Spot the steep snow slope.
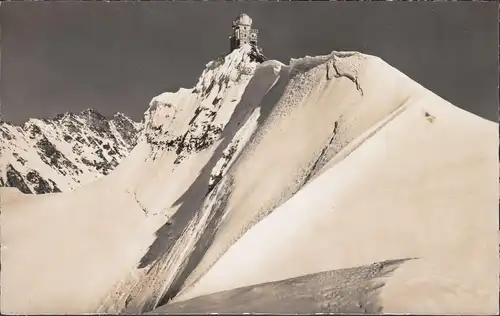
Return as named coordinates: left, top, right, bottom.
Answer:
left=95, top=44, right=276, bottom=313
left=1, top=45, right=270, bottom=314
left=174, top=88, right=499, bottom=314
left=0, top=110, right=142, bottom=194
left=152, top=259, right=411, bottom=314
left=101, top=51, right=426, bottom=314
left=1, top=45, right=497, bottom=315
left=173, top=52, right=428, bottom=295
left=112, top=45, right=493, bottom=312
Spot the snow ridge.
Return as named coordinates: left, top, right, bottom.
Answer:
left=2, top=43, right=497, bottom=316
left=94, top=44, right=270, bottom=313
left=98, top=50, right=381, bottom=313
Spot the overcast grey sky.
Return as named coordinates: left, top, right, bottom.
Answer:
left=0, top=1, right=498, bottom=124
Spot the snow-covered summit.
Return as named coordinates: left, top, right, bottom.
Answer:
left=0, top=109, right=142, bottom=194
left=142, top=45, right=264, bottom=164
left=1, top=45, right=497, bottom=316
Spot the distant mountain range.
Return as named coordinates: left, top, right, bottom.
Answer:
left=0, top=109, right=142, bottom=194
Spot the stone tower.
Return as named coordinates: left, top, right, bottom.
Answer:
left=230, top=13, right=258, bottom=51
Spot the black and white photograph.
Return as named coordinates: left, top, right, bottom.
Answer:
left=0, top=1, right=498, bottom=314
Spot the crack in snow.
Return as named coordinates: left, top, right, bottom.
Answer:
left=327, top=57, right=364, bottom=96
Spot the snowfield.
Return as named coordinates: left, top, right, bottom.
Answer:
left=1, top=45, right=498, bottom=315
left=175, top=88, right=498, bottom=315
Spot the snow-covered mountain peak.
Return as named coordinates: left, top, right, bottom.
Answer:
left=143, top=45, right=266, bottom=163
left=193, top=44, right=259, bottom=95
left=2, top=43, right=498, bottom=316
left=0, top=110, right=143, bottom=194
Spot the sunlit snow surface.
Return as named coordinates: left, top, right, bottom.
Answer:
left=1, top=45, right=498, bottom=315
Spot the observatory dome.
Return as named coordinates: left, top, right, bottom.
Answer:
left=233, top=13, right=253, bottom=27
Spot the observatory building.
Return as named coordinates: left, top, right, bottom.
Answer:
left=230, top=13, right=259, bottom=51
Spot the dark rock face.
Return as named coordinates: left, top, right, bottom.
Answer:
left=1, top=127, right=13, bottom=140
left=249, top=45, right=267, bottom=63
left=27, top=124, right=42, bottom=139
left=36, top=136, right=81, bottom=176
left=147, top=118, right=225, bottom=165
left=82, top=109, right=114, bottom=140
left=0, top=109, right=142, bottom=194
left=12, top=153, right=27, bottom=166
left=5, top=165, right=31, bottom=194
left=26, top=169, right=61, bottom=194
left=112, top=113, right=141, bottom=149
